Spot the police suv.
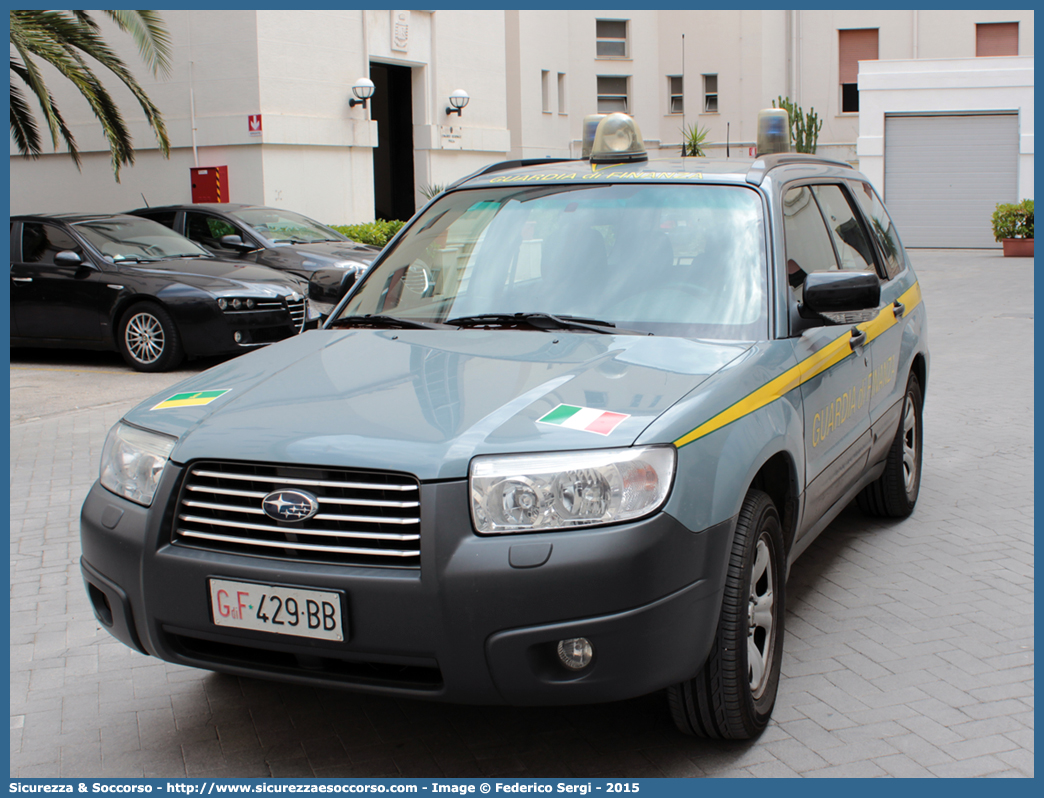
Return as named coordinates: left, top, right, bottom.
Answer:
left=81, top=113, right=928, bottom=739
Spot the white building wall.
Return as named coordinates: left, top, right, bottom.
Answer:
left=10, top=9, right=1035, bottom=219
left=412, top=10, right=511, bottom=192
left=857, top=56, right=1035, bottom=199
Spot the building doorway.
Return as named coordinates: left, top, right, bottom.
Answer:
left=371, top=63, right=416, bottom=222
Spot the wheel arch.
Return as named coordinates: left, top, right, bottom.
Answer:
left=110, top=294, right=183, bottom=348
left=910, top=351, right=927, bottom=395
left=748, top=450, right=800, bottom=557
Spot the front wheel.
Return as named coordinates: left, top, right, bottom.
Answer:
left=668, top=489, right=786, bottom=739
left=857, top=374, right=923, bottom=518
left=118, top=302, right=183, bottom=372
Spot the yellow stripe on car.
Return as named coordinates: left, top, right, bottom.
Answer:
left=674, top=281, right=921, bottom=448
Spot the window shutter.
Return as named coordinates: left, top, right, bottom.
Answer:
left=839, top=29, right=879, bottom=84
left=977, top=23, right=1018, bottom=57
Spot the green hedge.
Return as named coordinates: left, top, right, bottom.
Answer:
left=991, top=199, right=1034, bottom=241
left=330, top=220, right=406, bottom=248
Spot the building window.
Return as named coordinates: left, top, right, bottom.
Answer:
left=596, top=19, right=628, bottom=58
left=558, top=72, right=567, bottom=114
left=703, top=74, right=718, bottom=113
left=668, top=76, right=683, bottom=114
left=977, top=22, right=1018, bottom=56
left=597, top=76, right=629, bottom=114
left=838, top=28, right=878, bottom=113
left=541, top=70, right=550, bottom=113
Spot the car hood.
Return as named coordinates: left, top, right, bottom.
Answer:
left=127, top=330, right=750, bottom=481
left=273, top=240, right=380, bottom=264
left=127, top=258, right=306, bottom=293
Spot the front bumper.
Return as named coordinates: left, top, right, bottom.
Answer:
left=80, top=466, right=734, bottom=705
left=175, top=304, right=305, bottom=357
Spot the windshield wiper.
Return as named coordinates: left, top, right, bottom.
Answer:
left=447, top=312, right=650, bottom=335
left=110, top=255, right=163, bottom=263
left=327, top=314, right=453, bottom=331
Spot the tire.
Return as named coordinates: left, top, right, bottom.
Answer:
left=668, top=489, right=786, bottom=739
left=857, top=374, right=923, bottom=518
left=118, top=302, right=183, bottom=372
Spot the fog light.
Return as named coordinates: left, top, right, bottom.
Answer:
left=234, top=331, right=243, bottom=343
left=556, top=637, right=593, bottom=670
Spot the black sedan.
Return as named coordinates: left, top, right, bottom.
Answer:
left=10, top=214, right=314, bottom=372
left=129, top=204, right=380, bottom=316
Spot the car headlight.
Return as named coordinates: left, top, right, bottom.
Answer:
left=99, top=422, right=177, bottom=506
left=217, top=297, right=258, bottom=311
left=470, top=446, right=676, bottom=534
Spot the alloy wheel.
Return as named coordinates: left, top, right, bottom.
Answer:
left=748, top=533, right=776, bottom=699
left=125, top=312, right=165, bottom=364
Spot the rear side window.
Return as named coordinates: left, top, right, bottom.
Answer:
left=20, top=222, right=81, bottom=265
left=137, top=210, right=178, bottom=229
left=848, top=180, right=904, bottom=279
left=810, top=185, right=877, bottom=274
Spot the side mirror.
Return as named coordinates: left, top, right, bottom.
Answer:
left=54, top=250, right=83, bottom=266
left=800, top=271, right=880, bottom=324
left=219, top=234, right=256, bottom=252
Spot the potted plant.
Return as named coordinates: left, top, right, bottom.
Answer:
left=680, top=123, right=709, bottom=157
left=992, top=199, right=1034, bottom=257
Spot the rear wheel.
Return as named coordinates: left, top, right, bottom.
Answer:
left=118, top=302, right=183, bottom=372
left=668, top=489, right=785, bottom=739
left=857, top=374, right=923, bottom=517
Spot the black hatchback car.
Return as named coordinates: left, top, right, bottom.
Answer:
left=10, top=214, right=313, bottom=372
left=129, top=204, right=381, bottom=316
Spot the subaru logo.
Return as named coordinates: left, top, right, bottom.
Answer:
left=262, top=489, right=319, bottom=523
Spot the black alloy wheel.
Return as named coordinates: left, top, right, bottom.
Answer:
left=857, top=374, right=924, bottom=517
left=668, top=489, right=786, bottom=739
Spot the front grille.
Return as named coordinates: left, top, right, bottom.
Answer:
left=286, top=297, right=307, bottom=331
left=173, top=461, right=420, bottom=567
left=225, top=296, right=306, bottom=332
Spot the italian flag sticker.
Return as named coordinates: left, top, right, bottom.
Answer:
left=537, top=404, right=630, bottom=436
left=152, top=389, right=231, bottom=410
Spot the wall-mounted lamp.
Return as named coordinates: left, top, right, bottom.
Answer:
left=446, top=89, right=470, bottom=116
left=349, top=77, right=375, bottom=109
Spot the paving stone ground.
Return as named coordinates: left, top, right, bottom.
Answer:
left=9, top=249, right=1033, bottom=777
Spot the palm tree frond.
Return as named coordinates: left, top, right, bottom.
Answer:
left=9, top=8, right=170, bottom=178
left=102, top=10, right=172, bottom=77
left=10, top=81, right=42, bottom=157
left=11, top=54, right=82, bottom=168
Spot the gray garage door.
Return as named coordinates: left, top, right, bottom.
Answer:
left=884, top=113, right=1019, bottom=248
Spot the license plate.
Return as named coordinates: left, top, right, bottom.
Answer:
left=209, top=579, right=345, bottom=642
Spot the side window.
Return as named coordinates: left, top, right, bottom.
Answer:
left=811, top=185, right=877, bottom=274
left=185, top=212, right=237, bottom=246
left=782, top=186, right=837, bottom=299
left=848, top=180, right=904, bottom=279
left=20, top=222, right=81, bottom=265
left=137, top=210, right=177, bottom=229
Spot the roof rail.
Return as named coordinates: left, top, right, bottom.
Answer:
left=745, top=153, right=854, bottom=186
left=447, top=157, right=580, bottom=190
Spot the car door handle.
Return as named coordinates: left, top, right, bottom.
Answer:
left=849, top=327, right=867, bottom=349
left=11, top=276, right=32, bottom=283
left=892, top=300, right=905, bottom=319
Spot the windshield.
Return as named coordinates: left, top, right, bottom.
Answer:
left=335, top=183, right=767, bottom=339
left=75, top=217, right=211, bottom=261
left=233, top=208, right=347, bottom=244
